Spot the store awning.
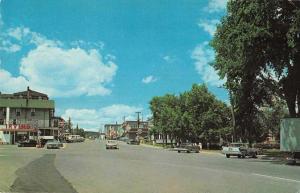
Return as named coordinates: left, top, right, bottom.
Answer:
left=0, top=128, right=37, bottom=132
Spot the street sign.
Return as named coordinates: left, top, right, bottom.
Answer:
left=137, top=129, right=142, bottom=135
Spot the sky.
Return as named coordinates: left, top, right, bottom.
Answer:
left=0, top=0, right=228, bottom=131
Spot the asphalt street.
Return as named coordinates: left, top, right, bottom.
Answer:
left=0, top=140, right=300, bottom=193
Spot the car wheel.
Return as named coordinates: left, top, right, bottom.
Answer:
left=252, top=152, right=257, bottom=158
left=242, top=154, right=246, bottom=158
left=187, top=150, right=190, bottom=153
left=238, top=155, right=241, bottom=158
left=195, top=151, right=199, bottom=153
left=226, top=154, right=230, bottom=158
left=178, top=150, right=181, bottom=153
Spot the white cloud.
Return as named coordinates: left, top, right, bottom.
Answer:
left=61, top=104, right=143, bottom=130
left=162, top=55, right=176, bottom=63
left=18, top=45, right=117, bottom=97
left=191, top=42, right=225, bottom=86
left=0, top=42, right=21, bottom=52
left=198, top=19, right=220, bottom=37
left=0, top=69, right=29, bottom=93
left=142, top=75, right=157, bottom=84
left=206, top=0, right=228, bottom=13
left=1, top=26, right=62, bottom=53
left=0, top=25, right=118, bottom=97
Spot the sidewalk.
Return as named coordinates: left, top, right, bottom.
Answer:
left=139, top=143, right=163, bottom=149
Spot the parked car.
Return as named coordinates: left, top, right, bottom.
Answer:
left=106, top=140, right=119, bottom=149
left=176, top=143, right=200, bottom=153
left=127, top=139, right=140, bottom=145
left=18, top=140, right=37, bottom=147
left=222, top=143, right=258, bottom=158
left=45, top=139, right=62, bottom=149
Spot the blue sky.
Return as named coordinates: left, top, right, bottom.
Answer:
left=0, top=0, right=228, bottom=131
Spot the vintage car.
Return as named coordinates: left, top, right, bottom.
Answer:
left=222, top=143, right=258, bottom=158
left=18, top=140, right=37, bottom=147
left=106, top=140, right=119, bottom=149
left=45, top=139, right=62, bottom=149
left=176, top=143, right=200, bottom=153
left=127, top=139, right=140, bottom=145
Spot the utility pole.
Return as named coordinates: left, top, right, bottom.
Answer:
left=136, top=112, right=141, bottom=140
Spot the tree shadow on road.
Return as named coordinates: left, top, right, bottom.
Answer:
left=10, top=154, right=78, bottom=193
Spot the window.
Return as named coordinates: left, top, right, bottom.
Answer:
left=31, top=108, right=35, bottom=116
left=2, top=108, right=6, bottom=116
left=50, top=109, right=54, bottom=117
left=13, top=119, right=17, bottom=124
left=0, top=119, right=3, bottom=125
left=16, top=109, right=21, bottom=116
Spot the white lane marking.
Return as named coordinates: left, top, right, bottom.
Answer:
left=252, top=173, right=300, bottom=183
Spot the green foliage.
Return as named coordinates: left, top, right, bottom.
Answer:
left=149, top=84, right=231, bottom=144
left=211, top=0, right=300, bottom=142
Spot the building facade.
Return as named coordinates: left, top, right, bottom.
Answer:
left=122, top=120, right=149, bottom=140
left=104, top=123, right=122, bottom=139
left=0, top=87, right=58, bottom=144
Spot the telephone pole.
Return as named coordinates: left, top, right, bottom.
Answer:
left=136, top=112, right=141, bottom=140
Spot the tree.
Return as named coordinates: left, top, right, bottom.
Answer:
left=211, top=0, right=300, bottom=142
left=149, top=84, right=231, bottom=146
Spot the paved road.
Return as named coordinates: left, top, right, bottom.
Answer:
left=1, top=140, right=300, bottom=193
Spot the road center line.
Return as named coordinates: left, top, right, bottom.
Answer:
left=252, top=173, right=300, bottom=183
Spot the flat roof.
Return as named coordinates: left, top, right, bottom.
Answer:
left=0, top=98, right=55, bottom=109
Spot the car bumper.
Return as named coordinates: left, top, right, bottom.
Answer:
left=47, top=145, right=60, bottom=149
left=106, top=145, right=118, bottom=149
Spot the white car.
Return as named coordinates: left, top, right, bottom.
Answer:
left=222, top=143, right=258, bottom=158
left=106, top=140, right=119, bottom=149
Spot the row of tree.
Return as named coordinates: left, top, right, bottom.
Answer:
left=211, top=0, right=299, bottom=143
left=149, top=84, right=232, bottom=146
left=149, top=84, right=287, bottom=146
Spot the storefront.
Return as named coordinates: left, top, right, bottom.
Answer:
left=0, top=124, right=37, bottom=144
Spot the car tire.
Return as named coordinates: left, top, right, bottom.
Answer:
left=252, top=152, right=257, bottom=158
left=195, top=151, right=199, bottom=153
left=226, top=154, right=230, bottom=158
left=238, top=155, right=241, bottom=158
left=187, top=150, right=190, bottom=153
left=178, top=150, right=181, bottom=153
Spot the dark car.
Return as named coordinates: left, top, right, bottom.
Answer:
left=18, top=140, right=37, bottom=147
left=127, top=139, right=140, bottom=145
left=176, top=143, right=200, bottom=153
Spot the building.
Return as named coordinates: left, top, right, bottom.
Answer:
left=0, top=87, right=59, bottom=144
left=104, top=123, right=122, bottom=139
left=122, top=120, right=149, bottom=140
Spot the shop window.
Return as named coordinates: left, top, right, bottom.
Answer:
left=31, top=109, right=35, bottom=116
left=0, top=119, right=3, bottom=125
left=2, top=109, right=6, bottom=116
left=13, top=119, right=17, bottom=124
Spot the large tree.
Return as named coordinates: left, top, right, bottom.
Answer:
left=212, top=0, right=300, bottom=142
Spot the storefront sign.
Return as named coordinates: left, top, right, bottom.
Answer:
left=6, top=124, right=32, bottom=130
